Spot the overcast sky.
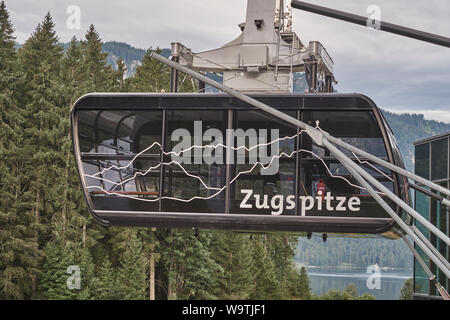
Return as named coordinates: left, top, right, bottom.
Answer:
left=6, top=0, right=450, bottom=123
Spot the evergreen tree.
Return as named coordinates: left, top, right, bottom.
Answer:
left=0, top=2, right=42, bottom=299
left=114, top=56, right=128, bottom=91
left=93, top=256, right=118, bottom=300
left=61, top=37, right=90, bottom=102
left=298, top=266, right=311, bottom=299
left=265, top=234, right=301, bottom=299
left=179, top=231, right=222, bottom=300
left=116, top=230, right=147, bottom=300
left=399, top=278, right=413, bottom=300
left=81, top=24, right=114, bottom=92
left=18, top=12, right=64, bottom=236
left=129, top=48, right=170, bottom=92
left=40, top=242, right=76, bottom=300
left=73, top=247, right=97, bottom=300
left=157, top=229, right=221, bottom=300
left=248, top=236, right=280, bottom=299
left=17, top=14, right=66, bottom=299
left=211, top=231, right=252, bottom=299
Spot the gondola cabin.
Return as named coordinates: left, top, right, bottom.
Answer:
left=71, top=93, right=410, bottom=238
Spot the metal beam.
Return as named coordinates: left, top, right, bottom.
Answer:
left=323, top=139, right=450, bottom=280
left=290, top=0, right=450, bottom=48
left=403, top=237, right=435, bottom=281
left=321, top=139, right=450, bottom=247
left=150, top=51, right=450, bottom=280
left=150, top=51, right=450, bottom=201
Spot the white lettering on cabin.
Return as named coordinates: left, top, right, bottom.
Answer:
left=239, top=189, right=361, bottom=215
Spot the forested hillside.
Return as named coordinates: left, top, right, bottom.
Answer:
left=0, top=5, right=309, bottom=300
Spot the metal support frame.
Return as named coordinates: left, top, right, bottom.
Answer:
left=323, top=139, right=450, bottom=280
left=149, top=52, right=450, bottom=297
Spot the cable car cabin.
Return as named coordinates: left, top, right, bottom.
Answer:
left=71, top=93, right=410, bottom=238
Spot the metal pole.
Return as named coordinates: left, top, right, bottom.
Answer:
left=322, top=139, right=450, bottom=247
left=151, top=51, right=450, bottom=278
left=411, top=225, right=450, bottom=271
left=152, top=51, right=450, bottom=201
left=170, top=56, right=179, bottom=92
left=329, top=143, right=450, bottom=280
left=323, top=138, right=450, bottom=279
left=290, top=0, right=450, bottom=48
left=325, top=134, right=450, bottom=200
left=403, top=237, right=435, bottom=281
left=150, top=51, right=450, bottom=201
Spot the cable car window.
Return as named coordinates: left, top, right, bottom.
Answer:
left=231, top=110, right=297, bottom=215
left=415, top=143, right=430, bottom=180
left=431, top=138, right=448, bottom=180
left=162, top=109, right=229, bottom=213
left=77, top=110, right=162, bottom=212
left=78, top=110, right=98, bottom=153
left=301, top=110, right=394, bottom=218
left=304, top=110, right=388, bottom=158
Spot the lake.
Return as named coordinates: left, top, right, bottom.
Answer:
left=306, top=266, right=412, bottom=300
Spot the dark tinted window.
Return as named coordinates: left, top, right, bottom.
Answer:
left=77, top=110, right=162, bottom=212
left=231, top=110, right=297, bottom=215
left=162, top=109, right=229, bottom=213
left=431, top=138, right=448, bottom=180
left=415, top=143, right=429, bottom=179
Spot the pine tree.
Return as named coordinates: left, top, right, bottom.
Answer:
left=93, top=256, right=118, bottom=300
left=298, top=266, right=311, bottom=299
left=157, top=229, right=221, bottom=300
left=265, top=234, right=301, bottom=299
left=61, top=37, right=90, bottom=103
left=0, top=1, right=42, bottom=299
left=40, top=242, right=76, bottom=300
left=211, top=231, right=253, bottom=299
left=248, top=236, right=280, bottom=299
left=129, top=48, right=170, bottom=92
left=17, top=12, right=67, bottom=297
left=81, top=24, right=114, bottom=92
left=58, top=35, right=103, bottom=254
left=116, top=230, right=147, bottom=300
left=179, top=231, right=222, bottom=300
left=114, top=56, right=128, bottom=91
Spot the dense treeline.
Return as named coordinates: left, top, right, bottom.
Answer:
left=0, top=4, right=311, bottom=300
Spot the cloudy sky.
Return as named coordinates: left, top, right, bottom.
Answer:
left=6, top=0, right=450, bottom=122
